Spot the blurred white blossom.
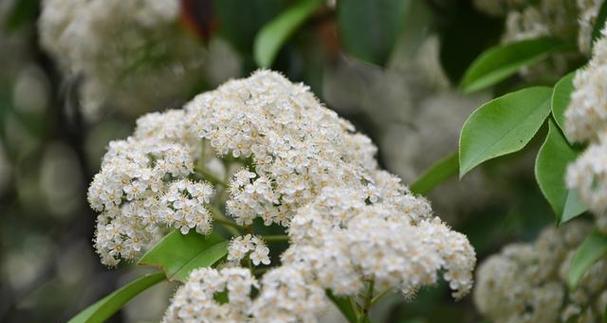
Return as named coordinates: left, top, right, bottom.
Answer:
left=474, top=222, right=607, bottom=323
left=39, top=0, right=206, bottom=119
left=325, top=38, right=495, bottom=223
left=566, top=26, right=607, bottom=233
left=475, top=0, right=599, bottom=81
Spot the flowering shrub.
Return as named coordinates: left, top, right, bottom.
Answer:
left=24, top=0, right=607, bottom=322
left=84, top=71, right=475, bottom=322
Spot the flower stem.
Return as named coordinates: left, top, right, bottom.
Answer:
left=195, top=165, right=227, bottom=186
left=262, top=234, right=289, bottom=242
left=209, top=206, right=243, bottom=235
left=370, top=288, right=391, bottom=307
left=358, top=279, right=375, bottom=323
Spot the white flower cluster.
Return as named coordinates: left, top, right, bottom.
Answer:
left=88, top=110, right=216, bottom=266
left=282, top=173, right=475, bottom=299
left=227, top=234, right=271, bottom=266
left=185, top=72, right=380, bottom=227
left=88, top=71, right=476, bottom=320
left=474, top=222, right=607, bottom=323
left=577, top=0, right=603, bottom=53
left=566, top=26, right=607, bottom=233
left=163, top=267, right=258, bottom=322
left=39, top=0, right=206, bottom=119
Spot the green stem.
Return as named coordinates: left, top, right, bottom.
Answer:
left=370, top=288, right=391, bottom=307
left=209, top=206, right=243, bottom=235
left=262, top=234, right=289, bottom=242
left=195, top=165, right=227, bottom=187
left=350, top=297, right=362, bottom=320
left=358, top=279, right=375, bottom=323
left=253, top=267, right=270, bottom=275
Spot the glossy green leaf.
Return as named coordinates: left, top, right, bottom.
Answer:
left=535, top=120, right=587, bottom=223
left=592, top=0, right=607, bottom=49
left=254, top=0, right=323, bottom=68
left=5, top=0, right=38, bottom=31
left=410, top=152, right=458, bottom=195
left=337, top=0, right=409, bottom=65
left=68, top=272, right=165, bottom=323
left=460, top=37, right=571, bottom=93
left=138, top=231, right=228, bottom=282
left=551, top=71, right=575, bottom=136
left=459, top=87, right=552, bottom=177
left=326, top=290, right=358, bottom=323
left=215, top=0, right=285, bottom=56
left=568, top=230, right=607, bottom=289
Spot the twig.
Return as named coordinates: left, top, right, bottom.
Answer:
left=262, top=235, right=289, bottom=243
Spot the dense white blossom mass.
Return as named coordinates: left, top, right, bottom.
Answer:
left=39, top=0, right=206, bottom=118
left=474, top=222, right=607, bottom=323
left=566, top=26, right=607, bottom=233
left=88, top=71, right=476, bottom=321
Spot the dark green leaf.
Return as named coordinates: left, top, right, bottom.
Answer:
left=337, top=0, right=409, bottom=65
left=437, top=1, right=503, bottom=83
left=215, top=0, right=286, bottom=55
left=67, top=272, right=165, bottom=323
left=5, top=0, right=39, bottom=31
left=138, top=231, right=228, bottom=282
left=326, top=290, right=358, bottom=323
left=460, top=37, right=571, bottom=93
left=568, top=230, right=607, bottom=289
left=551, top=71, right=575, bottom=137
left=410, top=152, right=458, bottom=195
left=254, top=0, right=323, bottom=68
left=535, top=120, right=587, bottom=223
left=592, top=1, right=607, bottom=49
left=459, top=87, right=552, bottom=177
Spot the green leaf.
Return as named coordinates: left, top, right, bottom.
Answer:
left=551, top=71, right=575, bottom=136
left=138, top=231, right=228, bottom=282
left=459, top=87, right=552, bottom=177
left=254, top=0, right=323, bottom=68
left=437, top=1, right=503, bottom=83
left=326, top=290, right=358, bottom=323
left=5, top=0, right=39, bottom=32
left=568, top=230, right=607, bottom=289
left=410, top=152, right=458, bottom=195
left=562, top=190, right=588, bottom=223
left=592, top=0, right=607, bottom=49
left=460, top=37, right=571, bottom=93
left=215, top=0, right=285, bottom=55
left=535, top=120, right=587, bottom=223
left=337, top=0, right=409, bottom=65
left=68, top=272, right=165, bottom=323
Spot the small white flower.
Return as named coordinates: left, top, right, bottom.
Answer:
left=228, top=234, right=271, bottom=266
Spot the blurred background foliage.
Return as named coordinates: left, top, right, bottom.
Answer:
left=0, top=0, right=560, bottom=322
